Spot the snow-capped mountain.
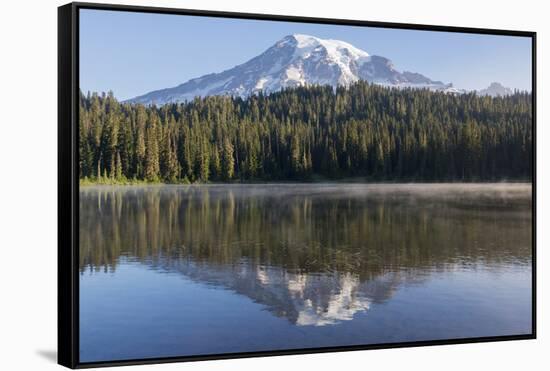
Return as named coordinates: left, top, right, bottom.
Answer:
left=477, top=82, right=514, bottom=97
left=128, top=34, right=453, bottom=105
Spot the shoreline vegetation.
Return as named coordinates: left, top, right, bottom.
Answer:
left=79, top=176, right=532, bottom=186
left=79, top=81, right=532, bottom=185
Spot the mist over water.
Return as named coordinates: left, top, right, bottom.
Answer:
left=79, top=183, right=532, bottom=362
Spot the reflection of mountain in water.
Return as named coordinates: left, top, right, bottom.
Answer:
left=80, top=184, right=532, bottom=326
left=152, top=257, right=421, bottom=326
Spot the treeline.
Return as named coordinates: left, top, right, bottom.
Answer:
left=79, top=81, right=532, bottom=183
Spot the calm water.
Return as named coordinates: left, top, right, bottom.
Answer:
left=79, top=183, right=532, bottom=362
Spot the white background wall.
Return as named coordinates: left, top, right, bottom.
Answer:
left=0, top=0, right=546, bottom=369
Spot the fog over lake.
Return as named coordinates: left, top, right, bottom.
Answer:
left=79, top=183, right=532, bottom=362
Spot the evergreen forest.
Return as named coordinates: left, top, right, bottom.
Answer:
left=78, top=81, right=532, bottom=184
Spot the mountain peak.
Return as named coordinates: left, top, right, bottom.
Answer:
left=282, top=34, right=370, bottom=60
left=478, top=82, right=514, bottom=97
left=284, top=33, right=318, bottom=43
left=488, top=82, right=506, bottom=89
left=128, top=35, right=450, bottom=105
left=290, top=33, right=316, bottom=40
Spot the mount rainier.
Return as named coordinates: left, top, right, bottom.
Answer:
left=128, top=34, right=462, bottom=105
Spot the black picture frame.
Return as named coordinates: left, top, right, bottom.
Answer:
left=58, top=2, right=537, bottom=368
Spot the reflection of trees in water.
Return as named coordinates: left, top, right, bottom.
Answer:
left=79, top=185, right=532, bottom=325
left=79, top=184, right=531, bottom=273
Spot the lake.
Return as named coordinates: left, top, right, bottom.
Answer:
left=79, top=183, right=533, bottom=363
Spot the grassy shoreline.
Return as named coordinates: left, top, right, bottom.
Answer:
left=79, top=176, right=532, bottom=187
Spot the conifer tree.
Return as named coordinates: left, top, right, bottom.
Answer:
left=222, top=139, right=235, bottom=181
left=144, top=112, right=160, bottom=182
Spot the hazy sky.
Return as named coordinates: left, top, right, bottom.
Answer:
left=80, top=9, right=532, bottom=100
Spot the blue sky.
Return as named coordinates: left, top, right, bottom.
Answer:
left=80, top=9, right=532, bottom=100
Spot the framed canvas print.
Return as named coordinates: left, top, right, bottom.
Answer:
left=58, top=2, right=536, bottom=368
